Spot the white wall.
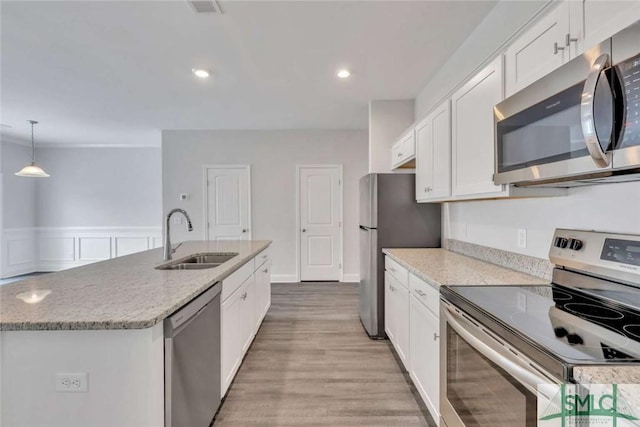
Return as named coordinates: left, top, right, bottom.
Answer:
left=35, top=147, right=162, bottom=227
left=414, top=0, right=640, bottom=259
left=414, top=0, right=547, bottom=120
left=369, top=100, right=414, bottom=173
left=0, top=145, right=162, bottom=278
left=162, top=130, right=368, bottom=282
left=448, top=182, right=640, bottom=259
left=1, top=142, right=37, bottom=229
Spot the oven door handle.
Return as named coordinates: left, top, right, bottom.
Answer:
left=444, top=307, right=558, bottom=399
left=580, top=53, right=612, bottom=168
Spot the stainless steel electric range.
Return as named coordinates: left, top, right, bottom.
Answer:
left=439, top=229, right=640, bottom=427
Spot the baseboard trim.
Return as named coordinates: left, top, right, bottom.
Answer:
left=342, top=273, right=360, bottom=283
left=270, top=274, right=298, bottom=283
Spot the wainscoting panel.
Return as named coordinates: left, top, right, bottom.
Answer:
left=115, top=237, right=149, bottom=258
left=2, top=229, right=37, bottom=278
left=79, top=237, right=112, bottom=261
left=1, top=227, right=162, bottom=278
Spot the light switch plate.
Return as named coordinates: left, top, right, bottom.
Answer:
left=517, top=229, right=527, bottom=248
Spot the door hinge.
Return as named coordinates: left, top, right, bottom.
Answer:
left=339, top=263, right=342, bottom=269
left=339, top=221, right=342, bottom=227
left=338, top=179, right=341, bottom=185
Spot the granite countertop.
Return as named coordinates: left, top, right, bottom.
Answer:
left=0, top=240, right=271, bottom=331
left=573, top=366, right=640, bottom=409
left=382, top=248, right=548, bottom=288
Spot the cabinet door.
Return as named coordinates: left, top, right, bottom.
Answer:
left=504, top=1, right=570, bottom=96
left=415, top=116, right=433, bottom=201
left=429, top=100, right=451, bottom=199
left=255, top=259, right=271, bottom=327
left=394, top=282, right=410, bottom=371
left=384, top=272, right=395, bottom=341
left=410, top=295, right=440, bottom=423
left=571, top=0, right=640, bottom=57
left=451, top=57, right=505, bottom=197
left=221, top=285, right=245, bottom=396
left=240, top=276, right=256, bottom=354
left=402, top=130, right=416, bottom=160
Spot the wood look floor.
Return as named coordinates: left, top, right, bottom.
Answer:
left=214, top=282, right=436, bottom=426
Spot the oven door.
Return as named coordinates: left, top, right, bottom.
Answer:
left=493, top=39, right=623, bottom=186
left=440, top=301, right=560, bottom=427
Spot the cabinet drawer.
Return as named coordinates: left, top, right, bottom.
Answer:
left=385, top=256, right=408, bottom=289
left=222, top=259, right=255, bottom=302
left=409, top=273, right=439, bottom=317
left=255, top=246, right=271, bottom=269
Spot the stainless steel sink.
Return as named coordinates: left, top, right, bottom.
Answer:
left=160, top=263, right=221, bottom=270
left=156, top=253, right=238, bottom=271
left=181, top=253, right=238, bottom=265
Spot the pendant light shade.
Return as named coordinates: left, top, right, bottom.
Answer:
left=15, top=120, right=50, bottom=178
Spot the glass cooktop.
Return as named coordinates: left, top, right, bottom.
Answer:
left=446, top=283, right=640, bottom=364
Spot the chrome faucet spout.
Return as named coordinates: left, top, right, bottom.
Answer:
left=164, top=208, right=193, bottom=261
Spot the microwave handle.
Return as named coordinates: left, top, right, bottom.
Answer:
left=443, top=306, right=558, bottom=400
left=580, top=53, right=612, bottom=168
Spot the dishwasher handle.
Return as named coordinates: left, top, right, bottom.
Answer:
left=165, top=282, right=221, bottom=337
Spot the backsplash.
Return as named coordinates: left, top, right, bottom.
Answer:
left=447, top=239, right=553, bottom=281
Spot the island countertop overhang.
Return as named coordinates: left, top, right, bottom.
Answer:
left=0, top=240, right=271, bottom=331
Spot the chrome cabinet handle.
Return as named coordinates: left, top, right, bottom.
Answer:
left=241, top=292, right=247, bottom=300
left=389, top=267, right=396, bottom=272
left=553, top=42, right=565, bottom=55
left=397, top=152, right=403, bottom=157
left=565, top=33, right=578, bottom=46
left=415, top=289, right=427, bottom=297
left=581, top=53, right=612, bottom=168
left=433, top=332, right=439, bottom=341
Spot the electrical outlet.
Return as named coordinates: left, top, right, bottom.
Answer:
left=56, top=373, right=88, bottom=392
left=517, top=292, right=527, bottom=312
left=517, top=228, right=527, bottom=248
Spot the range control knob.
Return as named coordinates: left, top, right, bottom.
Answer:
left=567, top=334, right=584, bottom=345
left=569, top=239, right=584, bottom=251
left=554, top=327, right=569, bottom=338
left=556, top=237, right=569, bottom=249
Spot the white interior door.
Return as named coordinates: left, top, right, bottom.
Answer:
left=298, top=165, right=342, bottom=281
left=205, top=166, right=251, bottom=241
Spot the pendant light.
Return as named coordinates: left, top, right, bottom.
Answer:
left=15, top=120, right=50, bottom=178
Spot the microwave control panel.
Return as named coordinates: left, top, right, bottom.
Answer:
left=618, top=53, right=640, bottom=147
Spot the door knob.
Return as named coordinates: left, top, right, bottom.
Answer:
left=302, top=229, right=307, bottom=232
left=242, top=229, right=247, bottom=233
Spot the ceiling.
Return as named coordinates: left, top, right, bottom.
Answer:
left=1, top=0, right=497, bottom=146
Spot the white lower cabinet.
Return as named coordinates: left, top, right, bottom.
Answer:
left=255, top=259, right=272, bottom=327
left=221, top=249, right=272, bottom=397
left=385, top=256, right=441, bottom=426
left=221, top=275, right=255, bottom=396
left=385, top=271, right=410, bottom=370
left=410, top=293, right=440, bottom=423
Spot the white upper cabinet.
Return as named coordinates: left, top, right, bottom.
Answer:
left=505, top=1, right=570, bottom=97
left=416, top=100, right=451, bottom=202
left=570, top=0, right=640, bottom=56
left=391, top=129, right=416, bottom=170
left=452, top=56, right=505, bottom=198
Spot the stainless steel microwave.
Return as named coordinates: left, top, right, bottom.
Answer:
left=493, top=21, right=640, bottom=187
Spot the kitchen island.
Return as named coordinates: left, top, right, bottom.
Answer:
left=0, top=240, right=271, bottom=427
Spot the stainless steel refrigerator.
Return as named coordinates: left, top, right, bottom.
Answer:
left=359, top=173, right=441, bottom=338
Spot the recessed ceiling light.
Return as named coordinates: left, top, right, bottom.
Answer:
left=192, top=68, right=210, bottom=78
left=337, top=69, right=351, bottom=79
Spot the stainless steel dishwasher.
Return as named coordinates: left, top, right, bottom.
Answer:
left=165, top=282, right=221, bottom=427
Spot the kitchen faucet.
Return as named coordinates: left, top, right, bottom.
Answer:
left=164, top=208, right=193, bottom=261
